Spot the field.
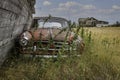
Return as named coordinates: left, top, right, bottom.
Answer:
left=0, top=27, right=120, bottom=80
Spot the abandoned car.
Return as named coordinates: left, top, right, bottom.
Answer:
left=17, top=17, right=84, bottom=55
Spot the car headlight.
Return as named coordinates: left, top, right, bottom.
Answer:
left=19, top=38, right=28, bottom=46
left=19, top=31, right=32, bottom=46
left=68, top=32, right=75, bottom=43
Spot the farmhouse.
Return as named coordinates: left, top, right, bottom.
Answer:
left=78, top=17, right=109, bottom=27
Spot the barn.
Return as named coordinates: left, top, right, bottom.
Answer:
left=78, top=17, right=109, bottom=27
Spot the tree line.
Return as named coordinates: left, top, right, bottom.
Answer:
left=111, top=21, right=120, bottom=27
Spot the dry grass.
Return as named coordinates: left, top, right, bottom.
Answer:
left=0, top=27, right=120, bottom=80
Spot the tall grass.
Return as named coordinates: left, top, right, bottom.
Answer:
left=0, top=26, right=120, bottom=80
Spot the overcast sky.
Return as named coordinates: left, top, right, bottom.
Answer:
left=34, top=0, right=120, bottom=24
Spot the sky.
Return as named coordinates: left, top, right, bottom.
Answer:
left=34, top=0, right=120, bottom=24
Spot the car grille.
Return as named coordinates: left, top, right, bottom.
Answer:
left=21, top=40, right=75, bottom=51
left=38, top=40, right=70, bottom=50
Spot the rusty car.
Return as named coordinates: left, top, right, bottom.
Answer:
left=16, top=17, right=84, bottom=55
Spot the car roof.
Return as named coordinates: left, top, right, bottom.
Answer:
left=34, top=17, right=68, bottom=23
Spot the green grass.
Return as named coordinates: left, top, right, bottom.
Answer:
left=0, top=27, right=120, bottom=80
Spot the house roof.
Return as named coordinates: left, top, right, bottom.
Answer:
left=79, top=17, right=98, bottom=21
left=79, top=17, right=108, bottom=24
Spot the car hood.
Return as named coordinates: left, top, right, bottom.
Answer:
left=29, top=28, right=70, bottom=41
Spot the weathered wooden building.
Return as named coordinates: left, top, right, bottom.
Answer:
left=0, top=0, right=35, bottom=65
left=78, top=17, right=109, bottom=27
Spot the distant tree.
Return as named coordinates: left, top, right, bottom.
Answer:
left=116, top=21, right=120, bottom=27
left=111, top=21, right=120, bottom=27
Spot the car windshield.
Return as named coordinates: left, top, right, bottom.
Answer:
left=38, top=22, right=61, bottom=28
left=38, top=21, right=68, bottom=28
